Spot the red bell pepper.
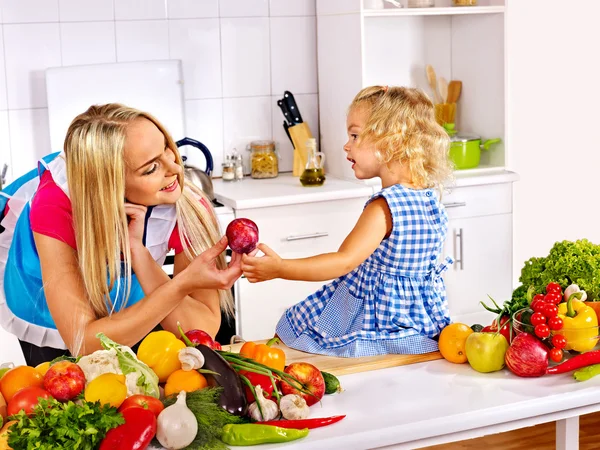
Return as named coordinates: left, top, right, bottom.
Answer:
left=483, top=315, right=511, bottom=343
left=256, top=415, right=346, bottom=429
left=99, top=407, right=157, bottom=450
left=239, top=370, right=276, bottom=403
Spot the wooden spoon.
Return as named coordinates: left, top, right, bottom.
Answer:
left=447, top=80, right=462, bottom=104
left=425, top=65, right=441, bottom=104
left=438, top=77, right=449, bottom=104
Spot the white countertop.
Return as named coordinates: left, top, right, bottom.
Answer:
left=213, top=173, right=373, bottom=210
left=214, top=170, right=519, bottom=211
left=229, top=357, right=600, bottom=450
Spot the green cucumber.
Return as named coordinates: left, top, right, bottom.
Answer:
left=322, top=371, right=341, bottom=395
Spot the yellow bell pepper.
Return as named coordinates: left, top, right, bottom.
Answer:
left=557, top=294, right=599, bottom=352
left=137, top=330, right=186, bottom=383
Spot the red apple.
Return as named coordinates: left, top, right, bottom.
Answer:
left=43, top=361, right=86, bottom=401
left=280, top=362, right=325, bottom=407
left=182, top=329, right=219, bottom=350
left=226, top=218, right=259, bottom=254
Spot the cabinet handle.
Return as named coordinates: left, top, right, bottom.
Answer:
left=286, top=232, right=329, bottom=241
left=454, top=228, right=464, bottom=270
left=443, top=201, right=467, bottom=209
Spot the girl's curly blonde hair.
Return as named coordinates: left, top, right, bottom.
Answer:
left=350, top=86, right=452, bottom=189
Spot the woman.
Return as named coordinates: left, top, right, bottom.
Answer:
left=0, top=104, right=241, bottom=366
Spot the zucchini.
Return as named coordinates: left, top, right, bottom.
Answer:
left=321, top=371, right=341, bottom=395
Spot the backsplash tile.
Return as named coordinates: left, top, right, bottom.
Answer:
left=114, top=0, right=167, bottom=21
left=0, top=111, right=11, bottom=181
left=168, top=0, right=219, bottom=19
left=169, top=19, right=222, bottom=99
left=270, top=16, right=317, bottom=95
left=219, top=0, right=268, bottom=18
left=58, top=0, right=114, bottom=22
left=3, top=23, right=61, bottom=109
left=61, top=22, right=116, bottom=66
left=221, top=17, right=271, bottom=97
left=116, top=20, right=169, bottom=62
left=1, top=0, right=59, bottom=24
left=0, top=0, right=318, bottom=180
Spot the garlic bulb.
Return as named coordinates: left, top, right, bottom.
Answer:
left=248, top=385, right=279, bottom=421
left=564, top=284, right=587, bottom=302
left=156, top=391, right=198, bottom=449
left=279, top=394, right=309, bottom=420
left=178, top=347, right=205, bottom=371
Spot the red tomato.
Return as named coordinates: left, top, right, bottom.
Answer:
left=547, top=316, right=564, bottom=331
left=530, top=312, right=546, bottom=326
left=552, top=334, right=567, bottom=349
left=117, top=395, right=164, bottom=418
left=7, top=387, right=52, bottom=416
left=546, top=282, right=562, bottom=295
left=531, top=298, right=546, bottom=313
left=549, top=348, right=563, bottom=363
left=534, top=324, right=550, bottom=339
left=544, top=292, right=562, bottom=305
left=541, top=303, right=558, bottom=318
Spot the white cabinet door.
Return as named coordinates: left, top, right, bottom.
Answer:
left=443, top=213, right=512, bottom=319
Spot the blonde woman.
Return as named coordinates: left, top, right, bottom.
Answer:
left=242, top=86, right=454, bottom=357
left=0, top=104, right=241, bottom=366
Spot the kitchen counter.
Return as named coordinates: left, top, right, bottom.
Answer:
left=229, top=357, right=598, bottom=449
left=213, top=173, right=373, bottom=210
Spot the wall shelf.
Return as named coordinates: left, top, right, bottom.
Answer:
left=363, top=5, right=504, bottom=17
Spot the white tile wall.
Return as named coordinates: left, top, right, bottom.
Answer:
left=0, top=0, right=318, bottom=183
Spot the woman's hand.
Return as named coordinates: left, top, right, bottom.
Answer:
left=124, top=203, right=147, bottom=252
left=179, top=236, right=244, bottom=291
left=241, top=244, right=282, bottom=283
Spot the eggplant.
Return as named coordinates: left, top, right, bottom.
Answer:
left=196, top=344, right=247, bottom=416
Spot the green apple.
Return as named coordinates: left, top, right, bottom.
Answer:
left=465, top=332, right=509, bottom=373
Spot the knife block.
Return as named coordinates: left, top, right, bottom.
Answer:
left=288, top=122, right=313, bottom=177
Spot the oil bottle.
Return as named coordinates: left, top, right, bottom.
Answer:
left=300, top=138, right=326, bottom=187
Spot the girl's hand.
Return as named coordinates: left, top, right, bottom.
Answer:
left=124, top=203, right=147, bottom=252
left=181, top=237, right=244, bottom=291
left=241, top=244, right=282, bottom=283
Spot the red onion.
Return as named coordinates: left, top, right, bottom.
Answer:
left=505, top=332, right=548, bottom=377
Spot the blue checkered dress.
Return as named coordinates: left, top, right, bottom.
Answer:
left=276, top=184, right=453, bottom=357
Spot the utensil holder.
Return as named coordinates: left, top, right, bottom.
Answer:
left=434, top=103, right=456, bottom=126
left=288, top=122, right=314, bottom=177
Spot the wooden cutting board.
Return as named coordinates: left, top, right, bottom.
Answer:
left=224, top=340, right=441, bottom=377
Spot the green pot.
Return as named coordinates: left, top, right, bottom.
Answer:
left=445, top=125, right=501, bottom=170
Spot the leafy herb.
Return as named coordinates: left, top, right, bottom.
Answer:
left=7, top=398, right=124, bottom=450
left=97, top=332, right=160, bottom=398
left=159, top=387, right=249, bottom=450
left=49, top=355, right=79, bottom=366
left=517, top=239, right=600, bottom=300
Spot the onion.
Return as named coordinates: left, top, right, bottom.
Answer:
left=505, top=332, right=548, bottom=377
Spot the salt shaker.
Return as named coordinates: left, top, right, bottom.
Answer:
left=222, top=155, right=235, bottom=182
left=233, top=150, right=244, bottom=181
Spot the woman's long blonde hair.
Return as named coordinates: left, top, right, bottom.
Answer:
left=350, top=86, right=452, bottom=189
left=64, top=103, right=233, bottom=322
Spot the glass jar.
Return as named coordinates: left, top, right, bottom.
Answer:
left=452, top=0, right=477, bottom=5
left=250, top=140, right=278, bottom=179
left=222, top=157, right=235, bottom=181
left=407, top=0, right=434, bottom=7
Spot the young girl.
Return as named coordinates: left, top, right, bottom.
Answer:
left=242, top=86, right=454, bottom=357
left=0, top=104, right=242, bottom=366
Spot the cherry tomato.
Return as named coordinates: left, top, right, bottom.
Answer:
left=546, top=282, right=562, bottom=295
left=7, top=386, right=52, bottom=416
left=544, top=292, right=562, bottom=305
left=542, top=303, right=558, bottom=318
left=118, top=394, right=165, bottom=418
left=530, top=312, right=547, bottom=326
left=534, top=323, right=550, bottom=339
left=531, top=298, right=546, bottom=313
left=548, top=316, right=564, bottom=331
left=552, top=334, right=567, bottom=349
left=549, top=348, right=563, bottom=363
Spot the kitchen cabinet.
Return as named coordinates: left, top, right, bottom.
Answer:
left=213, top=174, right=373, bottom=341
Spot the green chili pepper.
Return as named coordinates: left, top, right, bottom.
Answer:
left=221, top=424, right=309, bottom=446
left=573, top=363, right=600, bottom=382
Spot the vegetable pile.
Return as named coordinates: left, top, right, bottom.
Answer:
left=0, top=325, right=346, bottom=450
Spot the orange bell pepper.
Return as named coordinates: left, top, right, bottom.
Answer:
left=239, top=337, right=286, bottom=372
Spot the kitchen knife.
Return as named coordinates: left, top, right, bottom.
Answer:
left=283, top=91, right=303, bottom=124
left=277, top=99, right=294, bottom=127
left=283, top=121, right=293, bottom=145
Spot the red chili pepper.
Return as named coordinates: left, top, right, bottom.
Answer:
left=256, top=415, right=346, bottom=429
left=546, top=350, right=600, bottom=374
left=99, top=407, right=157, bottom=450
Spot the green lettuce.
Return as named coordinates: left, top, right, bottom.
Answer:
left=516, top=239, right=600, bottom=300
left=97, top=332, right=160, bottom=398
